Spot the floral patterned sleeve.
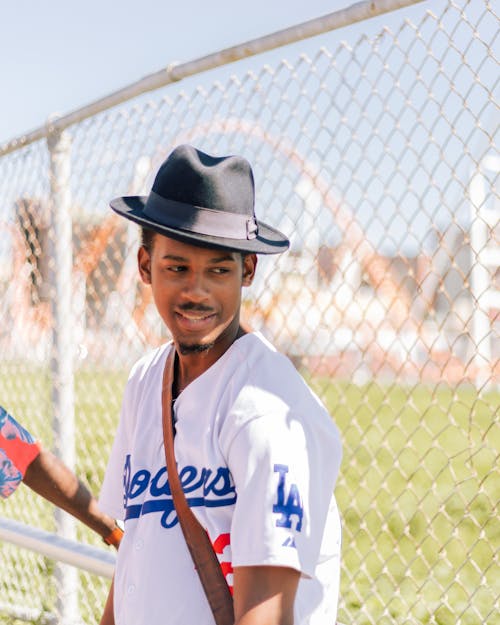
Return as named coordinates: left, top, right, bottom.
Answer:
left=0, top=406, right=41, bottom=499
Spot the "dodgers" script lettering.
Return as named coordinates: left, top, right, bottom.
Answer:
left=122, top=455, right=236, bottom=528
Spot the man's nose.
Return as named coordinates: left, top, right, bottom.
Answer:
left=182, top=271, right=209, bottom=300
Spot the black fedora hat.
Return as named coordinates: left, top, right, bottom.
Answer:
left=110, top=144, right=289, bottom=254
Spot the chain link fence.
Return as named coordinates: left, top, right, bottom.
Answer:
left=0, top=0, right=498, bottom=623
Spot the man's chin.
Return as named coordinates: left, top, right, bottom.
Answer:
left=177, top=341, right=216, bottom=355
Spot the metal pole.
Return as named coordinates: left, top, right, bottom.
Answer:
left=47, top=128, right=80, bottom=625
left=469, top=164, right=492, bottom=390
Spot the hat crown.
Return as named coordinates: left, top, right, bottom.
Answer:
left=109, top=143, right=289, bottom=254
left=152, top=145, right=255, bottom=216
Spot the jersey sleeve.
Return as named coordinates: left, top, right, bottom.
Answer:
left=98, top=419, right=128, bottom=521
left=223, top=388, right=341, bottom=578
left=98, top=379, right=135, bottom=521
left=0, top=406, right=41, bottom=499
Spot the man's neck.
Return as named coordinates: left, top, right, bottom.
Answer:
left=173, top=324, right=247, bottom=395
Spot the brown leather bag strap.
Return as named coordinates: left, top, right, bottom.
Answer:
left=161, top=347, right=235, bottom=625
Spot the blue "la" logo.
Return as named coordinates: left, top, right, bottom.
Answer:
left=272, top=464, right=304, bottom=531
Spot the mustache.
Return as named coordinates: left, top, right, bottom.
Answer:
left=177, top=303, right=215, bottom=314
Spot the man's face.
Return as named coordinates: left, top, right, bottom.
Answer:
left=138, top=234, right=257, bottom=355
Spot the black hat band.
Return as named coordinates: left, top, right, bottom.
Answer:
left=143, top=191, right=259, bottom=240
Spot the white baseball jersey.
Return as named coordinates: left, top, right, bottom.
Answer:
left=99, top=332, right=342, bottom=624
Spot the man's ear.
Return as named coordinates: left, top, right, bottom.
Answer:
left=242, top=253, right=257, bottom=287
left=138, top=246, right=152, bottom=285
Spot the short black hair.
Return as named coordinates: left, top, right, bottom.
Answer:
left=140, top=226, right=156, bottom=253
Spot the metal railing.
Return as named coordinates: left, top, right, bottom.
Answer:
left=0, top=517, right=114, bottom=624
left=0, top=1, right=498, bottom=623
left=0, top=517, right=115, bottom=578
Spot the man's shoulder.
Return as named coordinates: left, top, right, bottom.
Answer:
left=233, top=331, right=291, bottom=370
left=231, top=333, right=325, bottom=410
left=224, top=334, right=341, bottom=462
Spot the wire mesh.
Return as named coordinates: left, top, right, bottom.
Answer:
left=0, top=1, right=498, bottom=623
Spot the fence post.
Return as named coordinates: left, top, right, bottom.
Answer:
left=469, top=155, right=499, bottom=391
left=47, top=127, right=80, bottom=625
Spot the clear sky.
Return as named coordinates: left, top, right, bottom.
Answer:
left=0, top=0, right=431, bottom=145
left=3, top=0, right=495, bottom=258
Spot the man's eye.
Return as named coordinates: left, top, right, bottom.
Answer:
left=212, top=267, right=230, bottom=274
left=168, top=266, right=186, bottom=272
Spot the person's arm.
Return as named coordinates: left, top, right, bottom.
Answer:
left=233, top=565, right=300, bottom=625
left=99, top=576, right=115, bottom=625
left=23, top=447, right=120, bottom=544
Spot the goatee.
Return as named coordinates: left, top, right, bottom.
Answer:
left=178, top=341, right=215, bottom=355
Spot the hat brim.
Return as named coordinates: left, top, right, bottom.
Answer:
left=110, top=196, right=290, bottom=255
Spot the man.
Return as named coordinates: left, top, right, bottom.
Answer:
left=99, top=145, right=342, bottom=624
left=0, top=405, right=122, bottom=547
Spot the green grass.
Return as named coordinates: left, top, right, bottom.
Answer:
left=0, top=367, right=499, bottom=624
left=309, top=379, right=500, bottom=625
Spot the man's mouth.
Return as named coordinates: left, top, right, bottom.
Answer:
left=175, top=310, right=216, bottom=328
left=179, top=312, right=213, bottom=321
